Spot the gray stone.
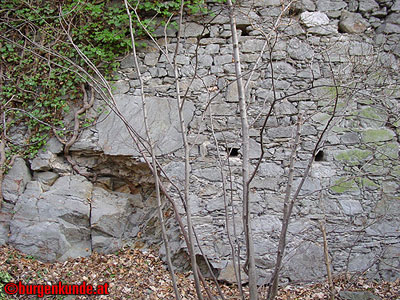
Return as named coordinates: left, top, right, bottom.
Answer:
left=198, top=55, right=213, bottom=67
left=206, top=196, right=225, bottom=212
left=307, top=24, right=338, bottom=35
left=386, top=13, right=400, bottom=25
left=338, top=291, right=381, bottom=300
left=226, top=81, right=239, bottom=102
left=30, top=151, right=56, bottom=171
left=248, top=138, right=262, bottom=159
left=214, top=55, right=233, bottom=65
left=287, top=38, right=314, bottom=60
left=33, top=171, right=59, bottom=187
left=259, top=163, right=284, bottom=177
left=284, top=242, right=326, bottom=281
left=120, top=54, right=135, bottom=69
left=91, top=187, right=144, bottom=253
left=44, top=137, right=64, bottom=154
left=292, top=0, right=317, bottom=12
left=97, top=94, right=195, bottom=156
left=267, top=126, right=294, bottom=138
left=112, top=80, right=130, bottom=94
left=193, top=167, right=222, bottom=182
left=393, top=0, right=400, bottom=11
left=270, top=62, right=296, bottom=75
left=152, top=25, right=177, bottom=37
left=2, top=158, right=31, bottom=203
left=359, top=0, right=379, bottom=13
left=293, top=177, right=322, bottom=195
left=163, top=161, right=187, bottom=183
left=144, top=52, right=159, bottom=66
left=218, top=261, right=248, bottom=283
left=253, top=215, right=281, bottom=234
left=339, top=199, right=363, bottom=215
left=377, top=22, right=400, bottom=33
left=339, top=11, right=370, bottom=33
left=242, top=39, right=266, bottom=53
left=317, top=0, right=347, bottom=11
left=205, top=44, right=220, bottom=54
left=182, top=22, right=208, bottom=37
left=9, top=176, right=92, bottom=261
left=0, top=202, right=14, bottom=245
left=275, top=100, right=297, bottom=115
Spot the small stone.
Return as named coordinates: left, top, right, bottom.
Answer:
left=144, top=52, right=159, bottom=66
left=182, top=22, right=208, bottom=37
left=111, top=80, right=130, bottom=94
left=359, top=0, right=379, bottom=13
left=300, top=11, right=330, bottom=27
left=316, top=0, right=347, bottom=12
left=339, top=11, right=370, bottom=33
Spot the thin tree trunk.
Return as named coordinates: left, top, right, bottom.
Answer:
left=226, top=1, right=257, bottom=299
left=173, top=1, right=204, bottom=299
left=320, top=221, right=335, bottom=300
left=124, top=2, right=181, bottom=300
left=267, top=115, right=302, bottom=300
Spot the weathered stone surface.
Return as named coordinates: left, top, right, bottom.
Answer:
left=182, top=22, right=208, bottom=37
left=339, top=11, right=370, bottom=33
left=267, top=126, right=294, bottom=138
left=259, top=162, right=284, bottom=177
left=361, top=128, right=395, bottom=143
left=317, top=0, right=347, bottom=11
left=218, top=261, right=248, bottom=283
left=91, top=187, right=144, bottom=253
left=377, top=22, right=400, bottom=33
left=275, top=100, right=297, bottom=115
left=2, top=158, right=31, bottom=203
left=0, top=202, right=14, bottom=245
left=112, top=80, right=130, bottom=94
left=284, top=242, right=326, bottom=281
left=339, top=199, right=363, bottom=215
left=359, top=0, right=379, bottom=13
left=33, top=171, right=59, bottom=187
left=193, top=167, right=222, bottom=182
left=97, top=95, right=195, bottom=155
left=307, top=24, right=338, bottom=35
left=9, top=176, right=92, bottom=261
left=144, top=52, right=159, bottom=66
left=287, top=38, right=314, bottom=60
left=392, top=0, right=400, bottom=11
left=338, top=291, right=381, bottom=300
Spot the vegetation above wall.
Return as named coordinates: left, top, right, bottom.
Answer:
left=0, top=0, right=209, bottom=161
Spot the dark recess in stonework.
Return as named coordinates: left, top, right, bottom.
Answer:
left=315, top=150, right=325, bottom=162
left=227, top=147, right=240, bottom=157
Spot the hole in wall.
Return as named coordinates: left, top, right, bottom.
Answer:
left=236, top=24, right=250, bottom=36
left=227, top=147, right=240, bottom=157
left=315, top=150, right=324, bottom=162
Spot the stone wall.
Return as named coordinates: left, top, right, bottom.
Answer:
left=1, top=0, right=400, bottom=284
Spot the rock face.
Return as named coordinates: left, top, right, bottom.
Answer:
left=1, top=0, right=400, bottom=285
left=97, top=95, right=195, bottom=156
left=9, top=176, right=92, bottom=261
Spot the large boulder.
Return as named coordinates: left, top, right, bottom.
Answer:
left=9, top=176, right=92, bottom=261
left=91, top=186, right=156, bottom=253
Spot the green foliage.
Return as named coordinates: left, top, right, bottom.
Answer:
left=0, top=0, right=207, bottom=159
left=0, top=270, right=13, bottom=299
